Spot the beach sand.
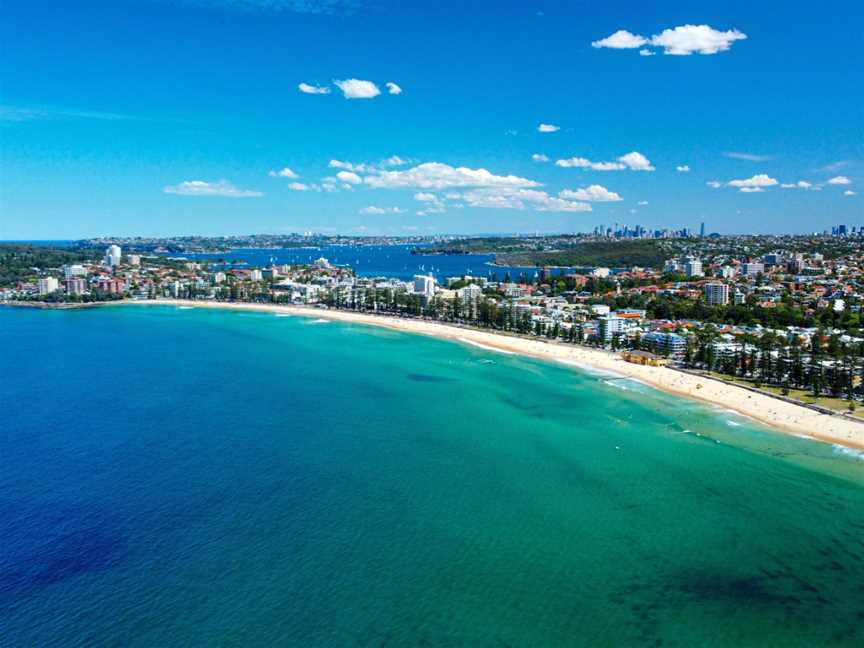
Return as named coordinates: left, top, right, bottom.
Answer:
left=101, top=299, right=864, bottom=451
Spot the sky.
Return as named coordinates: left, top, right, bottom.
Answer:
left=1, top=0, right=862, bottom=239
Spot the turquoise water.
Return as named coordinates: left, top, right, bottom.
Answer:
left=1, top=305, right=863, bottom=646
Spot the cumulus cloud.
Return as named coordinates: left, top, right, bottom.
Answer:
left=619, top=151, right=655, bottom=171
left=650, top=25, right=747, bottom=55
left=593, top=24, right=747, bottom=56
left=532, top=153, right=550, bottom=162
left=728, top=174, right=778, bottom=191
left=163, top=180, right=262, bottom=198
left=287, top=182, right=310, bottom=191
left=780, top=180, right=819, bottom=190
left=456, top=188, right=592, bottom=213
left=336, top=170, right=362, bottom=185
left=676, top=165, right=690, bottom=173
left=558, top=185, right=622, bottom=202
left=845, top=190, right=857, bottom=196
left=385, top=82, right=402, bottom=95
left=591, top=30, right=647, bottom=49
left=298, top=82, right=331, bottom=94
left=269, top=167, right=298, bottom=178
left=363, top=162, right=540, bottom=190
left=556, top=151, right=654, bottom=171
left=637, top=200, right=649, bottom=206
left=828, top=176, right=851, bottom=185
left=360, top=206, right=404, bottom=215
left=414, top=192, right=438, bottom=202
left=706, top=180, right=722, bottom=189
left=381, top=155, right=408, bottom=167
left=334, top=79, right=381, bottom=99
left=538, top=123, right=560, bottom=133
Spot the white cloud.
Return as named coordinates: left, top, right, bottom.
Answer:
left=298, top=82, right=330, bottom=95
left=593, top=24, right=747, bottom=56
left=385, top=82, right=402, bottom=95
left=334, top=79, right=381, bottom=99
left=780, top=180, right=819, bottom=190
left=336, top=170, right=362, bottom=185
left=269, top=167, right=298, bottom=178
left=706, top=180, right=722, bottom=189
left=728, top=174, right=778, bottom=191
left=676, top=165, right=690, bottom=173
left=618, top=151, right=655, bottom=171
left=538, top=123, right=560, bottom=133
left=163, top=180, right=262, bottom=198
left=591, top=30, right=647, bottom=49
left=287, top=182, right=310, bottom=191
left=637, top=200, right=649, bottom=206
left=650, top=24, right=747, bottom=55
left=381, top=155, right=408, bottom=167
left=532, top=153, right=550, bottom=162
left=363, top=162, right=540, bottom=190
left=454, top=188, right=592, bottom=213
left=360, top=206, right=404, bottom=215
left=558, top=184, right=622, bottom=202
left=556, top=151, right=654, bottom=171
left=414, top=192, right=438, bottom=202
left=828, top=176, right=851, bottom=185
left=723, top=151, right=772, bottom=162
left=844, top=190, right=857, bottom=196
left=556, top=157, right=625, bottom=171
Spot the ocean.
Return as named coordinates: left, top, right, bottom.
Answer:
left=1, top=305, right=863, bottom=646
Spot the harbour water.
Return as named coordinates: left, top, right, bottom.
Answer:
left=1, top=305, right=863, bottom=646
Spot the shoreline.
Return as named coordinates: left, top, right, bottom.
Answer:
left=7, top=298, right=864, bottom=451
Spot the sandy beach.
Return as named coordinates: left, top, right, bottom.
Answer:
left=82, top=299, right=864, bottom=451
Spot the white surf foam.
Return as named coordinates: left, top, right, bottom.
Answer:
left=458, top=338, right=516, bottom=355
left=832, top=444, right=864, bottom=461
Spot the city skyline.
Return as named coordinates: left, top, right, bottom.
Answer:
left=2, top=0, right=862, bottom=239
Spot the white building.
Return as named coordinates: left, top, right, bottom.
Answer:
left=413, top=274, right=436, bottom=299
left=128, top=254, right=141, bottom=266
left=734, top=291, right=746, bottom=305
left=681, top=256, right=703, bottom=278
left=742, top=262, right=765, bottom=276
left=38, top=277, right=59, bottom=295
left=591, top=267, right=611, bottom=279
left=104, top=245, right=122, bottom=268
left=598, top=315, right=626, bottom=341
left=250, top=269, right=263, bottom=281
left=590, top=304, right=611, bottom=316
left=704, top=283, right=730, bottom=306
left=64, top=264, right=87, bottom=279
left=720, top=265, right=737, bottom=279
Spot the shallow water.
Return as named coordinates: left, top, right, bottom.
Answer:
left=1, top=306, right=862, bottom=646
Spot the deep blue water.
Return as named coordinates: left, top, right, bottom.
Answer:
left=172, top=245, right=562, bottom=281
left=2, top=305, right=863, bottom=646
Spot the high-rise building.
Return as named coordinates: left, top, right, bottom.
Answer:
left=598, top=315, right=626, bottom=341
left=699, top=222, right=705, bottom=238
left=413, top=274, right=436, bottom=298
left=64, top=277, right=87, bottom=295
left=704, top=283, right=730, bottom=306
left=64, top=264, right=87, bottom=279
left=681, top=256, right=703, bottom=278
left=742, top=262, right=765, bottom=276
left=104, top=245, right=122, bottom=267
left=37, top=277, right=59, bottom=295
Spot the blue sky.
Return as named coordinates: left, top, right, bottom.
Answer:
left=1, top=0, right=862, bottom=238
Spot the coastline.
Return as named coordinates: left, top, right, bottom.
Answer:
left=8, top=298, right=864, bottom=451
